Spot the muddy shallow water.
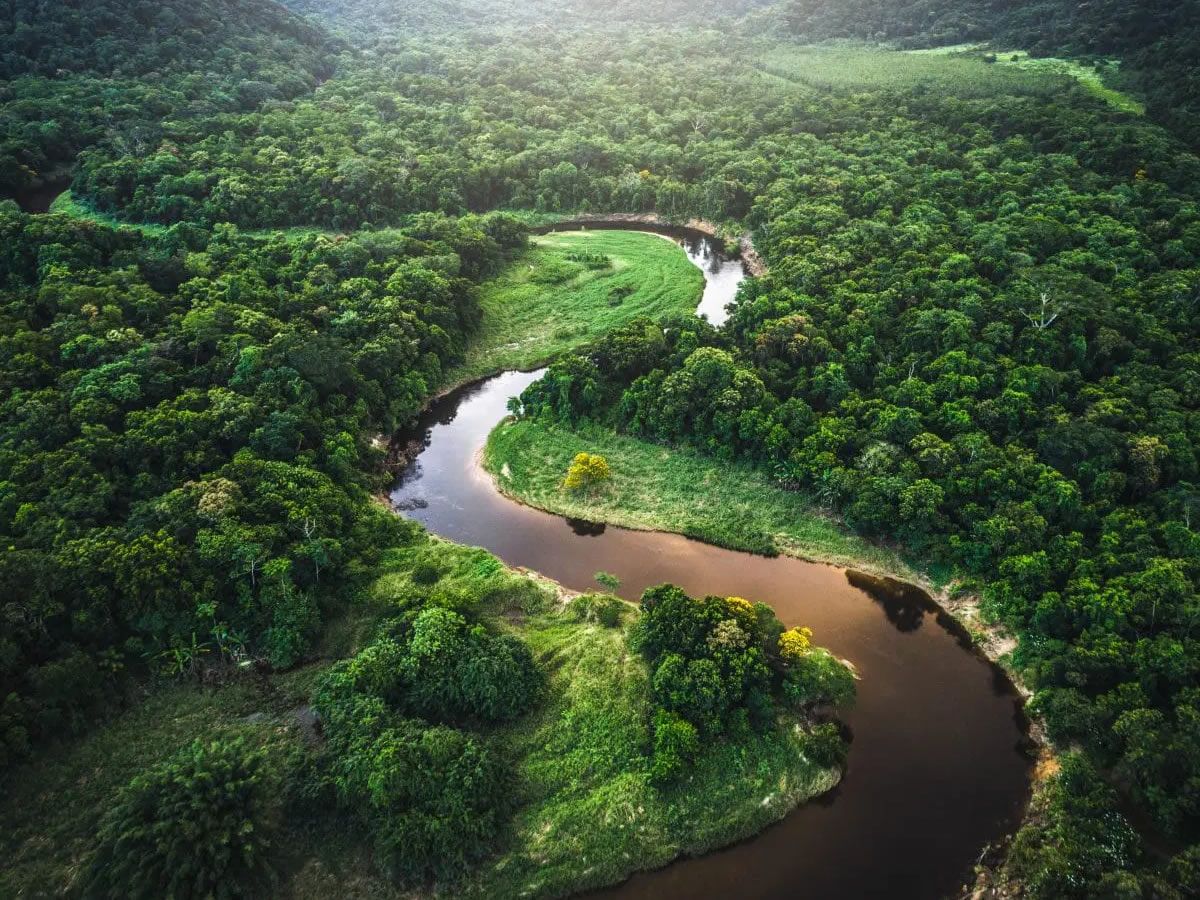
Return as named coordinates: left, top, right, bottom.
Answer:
left=389, top=230, right=1033, bottom=899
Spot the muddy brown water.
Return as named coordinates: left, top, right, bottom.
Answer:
left=389, top=231, right=1033, bottom=899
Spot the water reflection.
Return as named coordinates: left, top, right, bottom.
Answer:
left=566, top=517, right=607, bottom=536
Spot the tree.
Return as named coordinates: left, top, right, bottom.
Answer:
left=563, top=452, right=612, bottom=493
left=84, top=738, right=279, bottom=899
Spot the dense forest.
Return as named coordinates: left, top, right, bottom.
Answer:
left=4, top=0, right=1200, bottom=896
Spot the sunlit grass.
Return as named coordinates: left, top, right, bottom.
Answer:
left=485, top=417, right=918, bottom=579
left=443, top=230, right=704, bottom=388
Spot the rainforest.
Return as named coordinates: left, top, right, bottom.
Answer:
left=2, top=0, right=1200, bottom=897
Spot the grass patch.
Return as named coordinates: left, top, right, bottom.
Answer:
left=988, top=50, right=1144, bottom=114
left=485, top=417, right=917, bottom=579
left=757, top=44, right=1063, bottom=99
left=461, top=610, right=837, bottom=899
left=444, top=230, right=704, bottom=387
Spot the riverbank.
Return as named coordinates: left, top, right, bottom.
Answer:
left=0, top=527, right=845, bottom=898
left=443, top=230, right=704, bottom=388
left=485, top=418, right=923, bottom=584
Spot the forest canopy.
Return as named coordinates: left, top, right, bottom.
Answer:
left=3, top=0, right=1200, bottom=896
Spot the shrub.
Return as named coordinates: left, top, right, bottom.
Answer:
left=650, top=710, right=699, bottom=784
left=804, top=722, right=849, bottom=768
left=570, top=592, right=625, bottom=627
left=563, top=451, right=611, bottom=492
left=316, top=608, right=544, bottom=727
left=781, top=647, right=856, bottom=709
left=83, top=738, right=278, bottom=899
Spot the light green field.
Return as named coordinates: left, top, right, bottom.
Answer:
left=757, top=44, right=1062, bottom=99
left=902, top=44, right=1143, bottom=113
left=462, top=608, right=837, bottom=899
left=485, top=417, right=918, bottom=580
left=444, top=230, right=704, bottom=388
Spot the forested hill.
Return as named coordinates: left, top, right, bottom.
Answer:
left=784, top=0, right=1200, bottom=149
left=0, top=0, right=336, bottom=199
left=0, top=0, right=332, bottom=79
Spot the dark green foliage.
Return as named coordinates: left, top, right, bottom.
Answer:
left=782, top=648, right=857, bottom=710
left=83, top=738, right=278, bottom=899
left=317, top=607, right=543, bottom=725
left=311, top=601, right=540, bottom=885
left=0, top=209, right=522, bottom=763
left=634, top=584, right=850, bottom=779
left=319, top=695, right=510, bottom=884
left=1006, top=753, right=1142, bottom=898
left=803, top=722, right=848, bottom=768
left=649, top=709, right=699, bottom=784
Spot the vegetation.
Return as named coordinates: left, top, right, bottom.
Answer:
left=84, top=738, right=279, bottom=899
left=445, top=231, right=704, bottom=385
left=4, top=0, right=1200, bottom=893
left=486, top=415, right=914, bottom=572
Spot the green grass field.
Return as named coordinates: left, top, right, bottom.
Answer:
left=485, top=417, right=918, bottom=580
left=757, top=44, right=1063, bottom=99
left=462, top=609, right=837, bottom=899
left=444, top=230, right=704, bottom=388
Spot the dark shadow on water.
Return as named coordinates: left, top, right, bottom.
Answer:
left=846, top=570, right=932, bottom=633
left=567, top=517, right=607, bottom=536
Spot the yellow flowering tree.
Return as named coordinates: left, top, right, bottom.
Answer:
left=563, top=452, right=611, bottom=493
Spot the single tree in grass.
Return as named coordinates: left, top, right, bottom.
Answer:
left=563, top=452, right=611, bottom=493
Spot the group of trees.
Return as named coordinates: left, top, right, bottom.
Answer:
left=0, top=207, right=528, bottom=766
left=311, top=603, right=543, bottom=882
left=635, top=584, right=854, bottom=781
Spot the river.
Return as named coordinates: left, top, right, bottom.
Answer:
left=389, top=228, right=1033, bottom=899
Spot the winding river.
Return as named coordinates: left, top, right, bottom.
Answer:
left=390, top=228, right=1033, bottom=900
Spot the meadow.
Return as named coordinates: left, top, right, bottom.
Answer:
left=485, top=417, right=919, bottom=581
left=443, top=230, right=705, bottom=387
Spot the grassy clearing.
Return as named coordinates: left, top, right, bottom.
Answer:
left=444, top=230, right=704, bottom=387
left=757, top=44, right=1063, bottom=99
left=485, top=417, right=918, bottom=580
left=1, top=532, right=838, bottom=900
left=989, top=50, right=1144, bottom=114
left=900, top=44, right=1143, bottom=113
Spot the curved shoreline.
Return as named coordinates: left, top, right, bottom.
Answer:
left=530, top=212, right=768, bottom=276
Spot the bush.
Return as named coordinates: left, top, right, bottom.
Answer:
left=315, top=608, right=544, bottom=727
left=650, top=710, right=699, bottom=784
left=570, top=592, right=626, bottom=627
left=323, top=696, right=510, bottom=884
left=83, top=738, right=278, bottom=899
left=804, top=722, right=848, bottom=768
left=781, top=647, right=856, bottom=709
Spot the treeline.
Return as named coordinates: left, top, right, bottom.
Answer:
left=784, top=0, right=1200, bottom=149
left=511, top=76, right=1200, bottom=891
left=0, top=205, right=527, bottom=766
